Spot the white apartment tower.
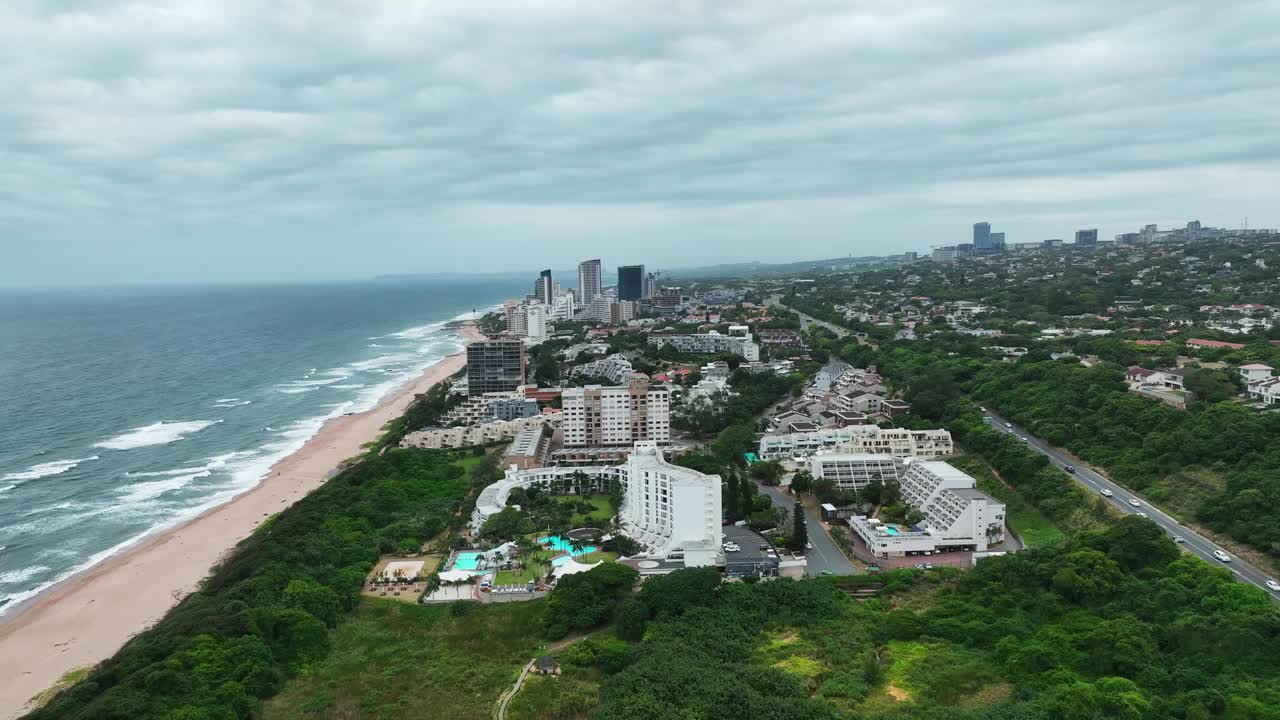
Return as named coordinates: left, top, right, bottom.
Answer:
left=620, top=442, right=722, bottom=567
left=561, top=378, right=670, bottom=447
left=578, top=259, right=603, bottom=302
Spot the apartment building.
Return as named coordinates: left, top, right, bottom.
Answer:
left=570, top=354, right=634, bottom=384
left=809, top=454, right=902, bottom=490
left=561, top=377, right=671, bottom=447
left=466, top=340, right=526, bottom=395
left=759, top=426, right=953, bottom=461
left=647, top=332, right=761, bottom=362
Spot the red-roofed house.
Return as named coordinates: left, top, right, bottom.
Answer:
left=1126, top=366, right=1156, bottom=383
left=1186, top=338, right=1245, bottom=350
left=652, top=373, right=674, bottom=383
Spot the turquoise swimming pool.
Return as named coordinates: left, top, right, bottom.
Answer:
left=882, top=526, right=900, bottom=536
left=453, top=551, right=483, bottom=570
left=538, top=535, right=597, bottom=556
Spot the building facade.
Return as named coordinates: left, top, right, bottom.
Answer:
left=577, top=259, right=602, bottom=302
left=617, top=264, right=645, bottom=301
left=647, top=332, right=761, bottom=362
left=809, top=454, right=902, bottom=490
left=1075, top=228, right=1098, bottom=245
left=758, top=426, right=953, bottom=460
left=561, top=378, right=671, bottom=447
left=466, top=340, right=527, bottom=395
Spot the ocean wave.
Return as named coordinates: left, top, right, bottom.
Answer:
left=2, top=456, right=99, bottom=482
left=0, top=485, right=14, bottom=495
left=330, top=383, right=366, bottom=390
left=0, top=565, right=50, bottom=585
left=277, top=386, right=319, bottom=395
left=94, top=420, right=222, bottom=451
left=212, top=399, right=252, bottom=408
left=118, top=471, right=210, bottom=503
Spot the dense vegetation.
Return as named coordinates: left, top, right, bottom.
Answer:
left=968, top=359, right=1280, bottom=559
left=28, top=448, right=479, bottom=720
left=559, top=520, right=1280, bottom=720
left=674, top=368, right=806, bottom=437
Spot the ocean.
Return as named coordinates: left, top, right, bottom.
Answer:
left=0, top=277, right=520, bottom=613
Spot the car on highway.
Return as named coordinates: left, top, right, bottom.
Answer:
left=1136, top=512, right=1149, bottom=519
left=1100, top=488, right=1114, bottom=497
left=1266, top=580, right=1280, bottom=592
left=1004, top=422, right=1012, bottom=428
left=1128, top=498, right=1141, bottom=507
left=1172, top=535, right=1186, bottom=543
left=1213, top=550, right=1232, bottom=562
left=1064, top=465, right=1075, bottom=473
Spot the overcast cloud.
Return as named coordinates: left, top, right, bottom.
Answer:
left=2, top=0, right=1279, bottom=284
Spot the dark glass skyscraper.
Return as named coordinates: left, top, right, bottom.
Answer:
left=973, top=222, right=992, bottom=250
left=466, top=339, right=526, bottom=395
left=536, top=269, right=552, bottom=305
left=1075, top=229, right=1098, bottom=245
left=617, top=265, right=645, bottom=301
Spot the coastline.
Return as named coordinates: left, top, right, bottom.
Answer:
left=0, top=321, right=485, bottom=719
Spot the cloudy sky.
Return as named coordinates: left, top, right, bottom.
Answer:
left=3, top=0, right=1278, bottom=284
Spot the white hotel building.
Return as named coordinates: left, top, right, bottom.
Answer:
left=471, top=442, right=721, bottom=570
left=809, top=454, right=902, bottom=490
left=848, top=460, right=1005, bottom=558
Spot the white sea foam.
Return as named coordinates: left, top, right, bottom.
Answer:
left=0, top=485, right=14, bottom=495
left=0, top=565, right=50, bottom=585
left=212, top=399, right=252, bottom=408
left=2, top=456, right=99, bottom=482
left=330, top=383, right=366, bottom=390
left=277, top=386, right=319, bottom=394
left=94, top=420, right=222, bottom=451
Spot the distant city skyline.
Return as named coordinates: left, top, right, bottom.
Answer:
left=2, top=1, right=1278, bottom=284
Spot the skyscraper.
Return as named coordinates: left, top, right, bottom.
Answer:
left=536, top=269, right=553, bottom=305
left=617, top=265, right=644, bottom=301
left=973, top=222, right=992, bottom=250
left=989, top=232, right=1005, bottom=248
left=1075, top=229, right=1098, bottom=246
left=577, top=259, right=602, bottom=302
left=466, top=340, right=526, bottom=395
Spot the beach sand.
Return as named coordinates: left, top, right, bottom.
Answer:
left=0, top=322, right=484, bottom=719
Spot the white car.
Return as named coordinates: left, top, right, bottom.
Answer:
left=1136, top=512, right=1149, bottom=519
left=1128, top=498, right=1141, bottom=507
left=1266, top=580, right=1280, bottom=592
left=1172, top=535, right=1186, bottom=543
left=806, top=542, right=813, bottom=550
left=1100, top=488, right=1114, bottom=497
left=1004, top=422, right=1012, bottom=428
left=1213, top=550, right=1231, bottom=563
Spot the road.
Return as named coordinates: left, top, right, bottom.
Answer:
left=985, top=410, right=1280, bottom=602
left=765, top=295, right=849, bottom=339
left=754, top=480, right=857, bottom=576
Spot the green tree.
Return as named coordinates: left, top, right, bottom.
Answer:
left=789, top=500, right=808, bottom=551
left=725, top=473, right=741, bottom=521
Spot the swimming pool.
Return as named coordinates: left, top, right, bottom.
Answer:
left=538, top=535, right=597, bottom=556
left=882, top=526, right=900, bottom=536
left=453, top=552, right=483, bottom=570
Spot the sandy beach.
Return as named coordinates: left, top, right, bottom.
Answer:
left=0, top=322, right=484, bottom=719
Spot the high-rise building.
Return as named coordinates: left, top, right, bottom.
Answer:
left=561, top=377, right=670, bottom=447
left=973, top=222, right=991, bottom=250
left=524, top=304, right=548, bottom=342
left=506, top=307, right=527, bottom=336
left=609, top=300, right=636, bottom=324
left=550, top=293, right=576, bottom=321
left=989, top=231, right=1005, bottom=248
left=1075, top=228, right=1098, bottom=245
left=617, top=265, right=645, bottom=301
left=577, top=259, right=602, bottom=302
left=535, top=269, right=553, bottom=305
left=466, top=340, right=526, bottom=395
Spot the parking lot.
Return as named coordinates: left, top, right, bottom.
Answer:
left=721, top=524, right=779, bottom=577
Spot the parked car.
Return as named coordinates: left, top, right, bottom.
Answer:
left=914, top=563, right=926, bottom=570
left=1213, top=550, right=1232, bottom=562
left=1100, top=488, right=1114, bottom=497
left=1266, top=580, right=1280, bottom=592
left=923, top=563, right=934, bottom=570
left=806, top=542, right=813, bottom=550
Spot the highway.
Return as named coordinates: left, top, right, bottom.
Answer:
left=985, top=410, right=1280, bottom=602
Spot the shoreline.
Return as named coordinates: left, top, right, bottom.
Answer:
left=0, top=321, right=485, bottom=719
